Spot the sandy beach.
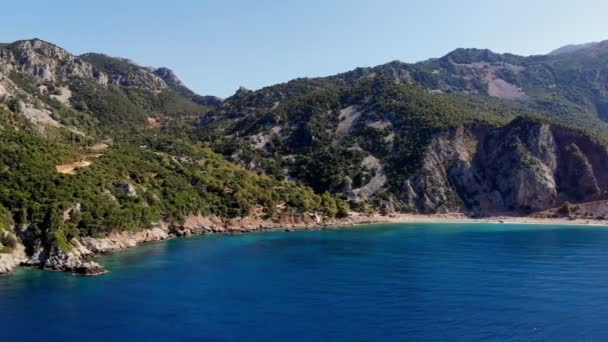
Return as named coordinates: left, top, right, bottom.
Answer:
left=343, top=212, right=608, bottom=227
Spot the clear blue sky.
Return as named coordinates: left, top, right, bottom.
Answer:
left=2, top=0, right=606, bottom=97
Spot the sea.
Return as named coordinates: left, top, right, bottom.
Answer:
left=2, top=223, right=608, bottom=341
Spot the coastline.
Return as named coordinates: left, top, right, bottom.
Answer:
left=355, top=213, right=608, bottom=227
left=2, top=212, right=607, bottom=277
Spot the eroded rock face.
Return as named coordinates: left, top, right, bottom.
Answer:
left=0, top=39, right=184, bottom=130
left=153, top=67, right=183, bottom=87
left=0, top=243, right=27, bottom=276
left=0, top=40, right=98, bottom=83
left=402, top=126, right=482, bottom=213
left=480, top=121, right=558, bottom=211
left=401, top=119, right=608, bottom=215
left=1, top=40, right=170, bottom=90
left=79, top=226, right=170, bottom=254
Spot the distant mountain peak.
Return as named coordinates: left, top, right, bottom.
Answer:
left=235, top=86, right=252, bottom=96
left=548, top=42, right=599, bottom=56
left=441, top=48, right=508, bottom=64
left=154, top=67, right=183, bottom=87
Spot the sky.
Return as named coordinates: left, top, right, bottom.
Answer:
left=1, top=0, right=607, bottom=97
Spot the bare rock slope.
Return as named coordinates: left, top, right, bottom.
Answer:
left=402, top=118, right=608, bottom=215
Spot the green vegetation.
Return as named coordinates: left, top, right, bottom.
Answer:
left=200, top=76, right=523, bottom=195
left=69, top=80, right=210, bottom=128
left=0, top=204, right=16, bottom=253
left=557, top=201, right=580, bottom=216
left=5, top=37, right=608, bottom=255
left=367, top=47, right=608, bottom=137
left=0, top=39, right=356, bottom=256
left=0, top=109, right=347, bottom=252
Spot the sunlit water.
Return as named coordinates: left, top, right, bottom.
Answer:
left=3, top=223, right=608, bottom=341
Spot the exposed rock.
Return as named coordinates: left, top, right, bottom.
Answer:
left=79, top=53, right=168, bottom=91
left=335, top=106, right=362, bottom=144
left=20, top=101, right=61, bottom=128
left=79, top=225, right=169, bottom=254
left=116, top=181, right=137, bottom=197
left=401, top=119, right=608, bottom=215
left=0, top=243, right=27, bottom=276
left=1, top=39, right=100, bottom=83
left=73, top=261, right=106, bottom=275
left=42, top=247, right=107, bottom=275
left=50, top=86, right=71, bottom=104
left=352, top=155, right=387, bottom=199
left=402, top=126, right=478, bottom=213
left=3, top=210, right=353, bottom=277
left=366, top=120, right=392, bottom=130
left=153, top=67, right=183, bottom=87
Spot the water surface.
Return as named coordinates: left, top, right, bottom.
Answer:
left=2, top=223, right=608, bottom=341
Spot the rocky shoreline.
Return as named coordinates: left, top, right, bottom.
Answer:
left=0, top=213, right=365, bottom=276
left=2, top=212, right=608, bottom=277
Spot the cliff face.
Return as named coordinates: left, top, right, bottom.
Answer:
left=401, top=119, right=608, bottom=215
left=0, top=39, right=171, bottom=90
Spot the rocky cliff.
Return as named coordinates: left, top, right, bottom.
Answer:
left=2, top=37, right=608, bottom=277
left=0, top=39, right=175, bottom=90
left=0, top=38, right=214, bottom=130
left=402, top=118, right=608, bottom=215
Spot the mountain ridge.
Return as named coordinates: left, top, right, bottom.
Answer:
left=2, top=37, right=608, bottom=275
left=0, top=38, right=349, bottom=275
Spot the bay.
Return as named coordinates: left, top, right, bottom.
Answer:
left=2, top=223, right=608, bottom=341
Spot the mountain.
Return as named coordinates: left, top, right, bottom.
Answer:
left=0, top=39, right=347, bottom=275
left=0, top=39, right=226, bottom=129
left=197, top=40, right=608, bottom=215
left=1, top=38, right=608, bottom=275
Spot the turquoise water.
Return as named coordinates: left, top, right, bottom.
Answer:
left=3, top=223, right=608, bottom=341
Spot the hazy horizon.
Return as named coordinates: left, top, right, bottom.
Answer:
left=2, top=0, right=606, bottom=97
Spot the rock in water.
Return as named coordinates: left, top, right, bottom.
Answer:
left=73, top=261, right=107, bottom=276
left=42, top=247, right=107, bottom=276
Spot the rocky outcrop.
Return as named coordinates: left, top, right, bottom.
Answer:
left=78, top=225, right=170, bottom=254
left=42, top=247, right=106, bottom=275
left=1, top=213, right=334, bottom=277
left=79, top=53, right=168, bottom=91
left=153, top=67, right=183, bottom=87
left=0, top=243, right=27, bottom=276
left=402, top=126, right=483, bottom=213
left=0, top=39, right=169, bottom=91
left=0, top=39, right=218, bottom=108
left=0, top=39, right=99, bottom=83
left=401, top=119, right=608, bottom=215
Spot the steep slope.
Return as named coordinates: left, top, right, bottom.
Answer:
left=0, top=40, right=347, bottom=275
left=0, top=38, right=217, bottom=130
left=2, top=37, right=608, bottom=274
left=198, top=43, right=608, bottom=215
left=403, top=118, right=608, bottom=215
left=344, top=42, right=608, bottom=132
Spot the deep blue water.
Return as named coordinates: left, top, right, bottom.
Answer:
left=3, top=223, right=608, bottom=341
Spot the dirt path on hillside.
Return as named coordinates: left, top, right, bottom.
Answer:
left=55, top=143, right=109, bottom=175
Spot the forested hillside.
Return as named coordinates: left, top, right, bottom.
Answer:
left=0, top=39, right=346, bottom=274
left=198, top=42, right=608, bottom=214
left=1, top=38, right=608, bottom=274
